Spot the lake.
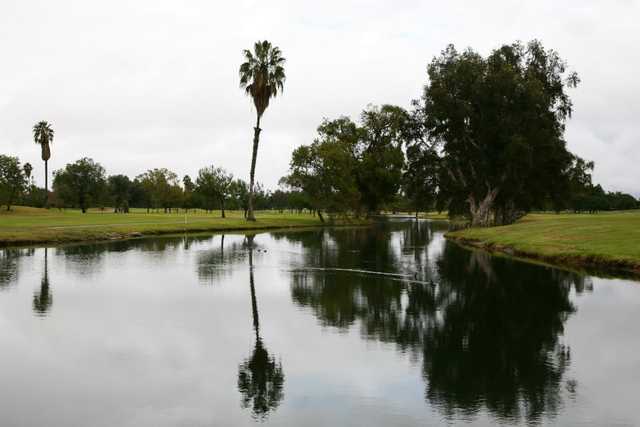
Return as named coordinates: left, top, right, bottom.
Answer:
left=0, top=219, right=638, bottom=426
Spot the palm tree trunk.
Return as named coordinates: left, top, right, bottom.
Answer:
left=247, top=114, right=261, bottom=221
left=44, top=160, right=48, bottom=208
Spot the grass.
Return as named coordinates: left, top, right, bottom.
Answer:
left=448, top=211, right=640, bottom=276
left=420, top=211, right=449, bottom=220
left=0, top=206, right=366, bottom=246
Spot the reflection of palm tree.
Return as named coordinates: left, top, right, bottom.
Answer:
left=197, top=235, right=251, bottom=283
left=237, top=235, right=284, bottom=419
left=33, top=248, right=53, bottom=315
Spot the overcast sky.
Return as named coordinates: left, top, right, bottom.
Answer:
left=0, top=0, right=638, bottom=195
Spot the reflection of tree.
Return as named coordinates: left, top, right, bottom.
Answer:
left=287, top=221, right=587, bottom=424
left=237, top=235, right=284, bottom=420
left=33, top=248, right=53, bottom=315
left=423, top=243, right=576, bottom=423
left=0, top=249, right=20, bottom=289
left=289, top=221, right=430, bottom=334
left=56, top=243, right=106, bottom=276
left=0, top=248, right=35, bottom=290
left=197, top=235, right=252, bottom=283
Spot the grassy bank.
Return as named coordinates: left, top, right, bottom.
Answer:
left=0, top=207, right=366, bottom=247
left=447, top=211, right=640, bottom=276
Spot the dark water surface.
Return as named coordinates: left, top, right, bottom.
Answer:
left=0, top=220, right=639, bottom=426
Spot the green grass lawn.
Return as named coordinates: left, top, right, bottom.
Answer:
left=0, top=206, right=357, bottom=246
left=420, top=211, right=449, bottom=220
left=448, top=211, right=640, bottom=275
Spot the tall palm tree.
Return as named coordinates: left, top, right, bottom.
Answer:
left=32, top=121, right=54, bottom=207
left=239, top=41, right=286, bottom=221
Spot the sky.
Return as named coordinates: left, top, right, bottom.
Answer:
left=0, top=0, right=638, bottom=195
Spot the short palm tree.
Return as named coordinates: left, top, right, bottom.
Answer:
left=239, top=41, right=286, bottom=221
left=32, top=121, right=54, bottom=207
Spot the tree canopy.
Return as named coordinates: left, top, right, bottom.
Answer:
left=0, top=155, right=27, bottom=211
left=284, top=105, right=414, bottom=217
left=421, top=40, right=580, bottom=225
left=52, top=158, right=107, bottom=213
left=196, top=166, right=234, bottom=217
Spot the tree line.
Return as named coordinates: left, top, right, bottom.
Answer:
left=0, top=154, right=316, bottom=215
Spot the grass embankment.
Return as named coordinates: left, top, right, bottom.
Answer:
left=448, top=211, right=640, bottom=276
left=0, top=206, right=366, bottom=247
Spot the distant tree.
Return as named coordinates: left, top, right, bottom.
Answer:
left=136, top=168, right=180, bottom=213
left=230, top=179, right=250, bottom=218
left=32, top=121, right=54, bottom=207
left=269, top=189, right=289, bottom=213
left=252, top=183, right=269, bottom=211
left=23, top=163, right=33, bottom=183
left=422, top=40, right=580, bottom=226
left=355, top=105, right=409, bottom=213
left=22, top=184, right=47, bottom=208
left=403, top=143, right=439, bottom=217
left=182, top=175, right=195, bottom=212
left=284, top=121, right=360, bottom=221
left=196, top=166, right=234, bottom=217
left=195, top=167, right=219, bottom=213
left=129, top=178, right=149, bottom=211
left=239, top=40, right=286, bottom=221
left=564, top=156, right=595, bottom=212
left=52, top=158, right=107, bottom=213
left=0, top=155, right=27, bottom=211
left=285, top=106, right=413, bottom=218
left=108, top=174, right=132, bottom=213
left=606, top=192, right=638, bottom=210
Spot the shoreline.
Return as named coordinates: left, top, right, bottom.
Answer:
left=0, top=216, right=370, bottom=249
left=446, top=233, right=640, bottom=279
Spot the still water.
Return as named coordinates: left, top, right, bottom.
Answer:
left=0, top=220, right=639, bottom=426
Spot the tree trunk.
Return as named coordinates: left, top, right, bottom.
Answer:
left=468, top=188, right=499, bottom=227
left=221, top=198, right=225, bottom=218
left=44, top=160, right=48, bottom=208
left=317, top=210, right=325, bottom=223
left=247, top=114, right=261, bottom=221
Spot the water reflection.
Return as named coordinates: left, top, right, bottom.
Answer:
left=237, top=235, right=285, bottom=420
left=0, top=249, right=20, bottom=290
left=56, top=243, right=106, bottom=276
left=424, top=243, right=580, bottom=423
left=33, top=248, right=53, bottom=316
left=197, top=235, right=254, bottom=284
left=286, top=220, right=588, bottom=424
left=0, top=220, right=620, bottom=426
left=0, top=247, right=34, bottom=290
